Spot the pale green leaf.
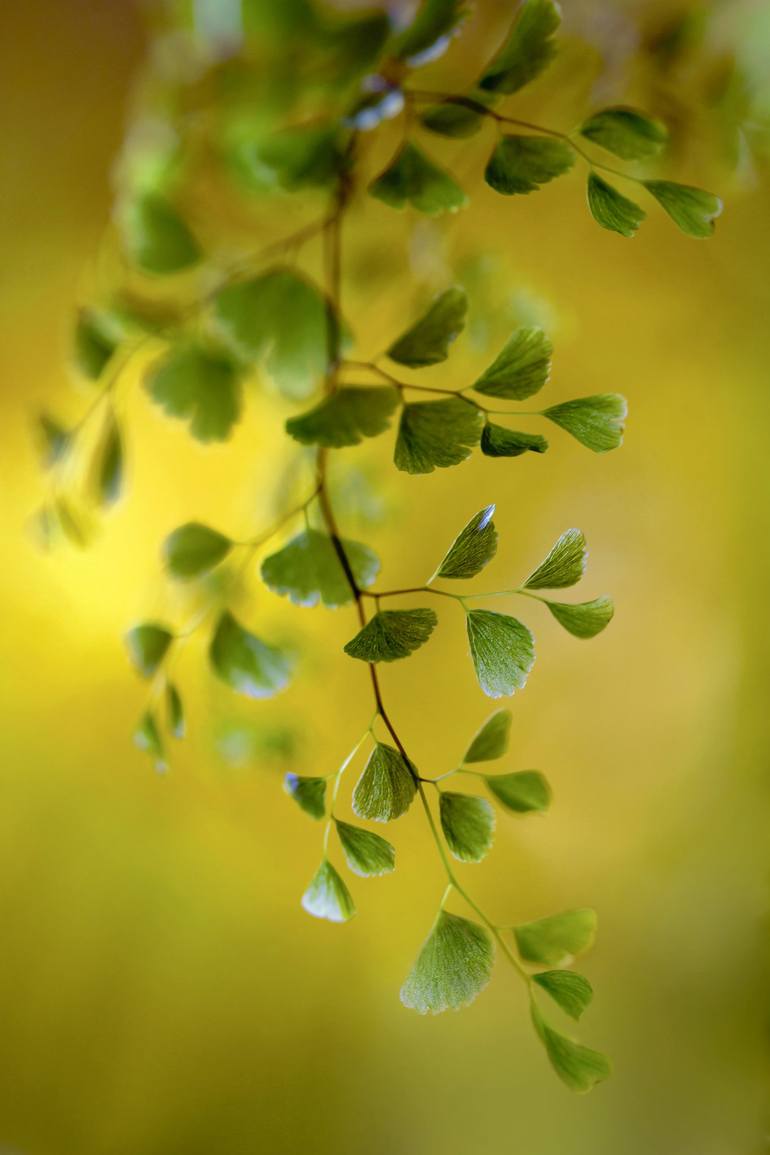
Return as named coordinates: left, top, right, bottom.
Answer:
left=286, top=386, right=399, bottom=448
left=121, top=194, right=202, bottom=275
left=73, top=310, right=117, bottom=379
left=479, top=0, right=561, bottom=94
left=463, top=709, right=512, bottom=763
left=125, top=622, right=173, bottom=679
left=481, top=424, right=548, bottom=457
left=387, top=287, right=467, bottom=367
left=335, top=820, right=396, bottom=877
left=515, top=908, right=597, bottom=965
left=401, top=910, right=494, bottom=1013
left=301, top=859, right=355, bottom=923
left=587, top=173, right=645, bottom=239
left=352, top=742, right=416, bottom=822
left=524, top=528, right=586, bottom=590
left=485, top=135, right=574, bottom=196
left=394, top=397, right=482, bottom=474
left=580, top=107, right=668, bottom=160
left=467, top=610, right=535, bottom=698
left=252, top=124, right=343, bottom=190
left=531, top=1002, right=611, bottom=1093
left=546, top=596, right=614, bottom=638
left=163, top=522, right=232, bottom=580
left=485, top=770, right=551, bottom=813
left=643, top=180, right=723, bottom=238
left=543, top=394, right=627, bottom=452
left=434, top=504, right=497, bottom=580
left=209, top=610, right=292, bottom=699
left=369, top=142, right=467, bottom=215
left=165, top=682, right=185, bottom=739
left=284, top=773, right=326, bottom=820
left=261, top=529, right=380, bottom=608
left=421, top=100, right=485, bottom=138
left=533, top=970, right=593, bottom=1020
left=145, top=343, right=242, bottom=443
left=473, top=327, right=552, bottom=399
left=440, top=791, right=495, bottom=863
left=92, top=413, right=123, bottom=506
left=393, top=0, right=468, bottom=65
left=133, top=710, right=167, bottom=771
left=344, top=609, right=438, bottom=662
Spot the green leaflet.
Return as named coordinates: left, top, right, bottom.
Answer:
left=335, top=820, right=396, bottom=877
left=463, top=709, right=512, bottom=763
left=286, top=386, right=399, bottom=448
left=580, top=107, right=668, bottom=160
left=92, top=413, right=123, bottom=506
left=284, top=773, right=326, bottom=819
left=543, top=394, right=627, bottom=452
left=533, top=970, right=593, bottom=1020
left=251, top=124, right=344, bottom=190
left=145, top=343, right=242, bottom=443
left=401, top=910, right=494, bottom=1014
left=479, top=0, right=561, bottom=94
left=393, top=0, right=468, bottom=65
left=394, top=397, right=482, bottom=474
left=125, top=622, right=174, bottom=679
left=301, top=859, right=356, bottom=923
left=439, top=791, right=495, bottom=863
left=344, top=609, right=438, bottom=663
left=120, top=194, right=202, bottom=275
left=546, top=596, right=614, bottom=638
left=369, top=142, right=467, bottom=215
left=73, top=309, right=117, bottom=380
left=485, top=770, right=551, bottom=814
left=165, top=682, right=185, bottom=739
left=434, top=504, right=497, bottom=580
left=473, top=327, right=552, bottom=399
left=352, top=742, right=416, bottom=822
left=38, top=414, right=71, bottom=468
left=524, top=528, right=586, bottom=590
left=481, top=424, right=548, bottom=457
left=531, top=1002, right=611, bottom=1094
left=587, top=173, right=646, bottom=239
left=466, top=609, right=535, bottom=699
left=387, top=287, right=467, bottom=367
left=163, top=522, right=232, bottom=580
left=209, top=610, right=292, bottom=699
left=485, top=135, right=574, bottom=196
left=133, top=710, right=167, bottom=771
left=261, top=529, right=380, bottom=608
left=213, top=268, right=331, bottom=399
left=421, top=100, right=485, bottom=138
left=515, top=908, right=597, bottom=965
left=643, top=180, right=723, bottom=239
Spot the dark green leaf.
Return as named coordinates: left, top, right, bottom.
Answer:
left=533, top=970, right=593, bottom=1020
left=543, top=394, right=627, bottom=452
left=440, top=791, right=495, bottom=862
left=252, top=124, right=343, bottom=190
left=125, top=623, right=173, bottom=679
left=420, top=100, right=485, bottom=138
left=479, top=0, right=561, bottom=94
left=580, top=107, right=668, bottom=160
left=485, top=770, right=551, bottom=813
left=38, top=414, right=71, bottom=468
left=145, top=343, right=242, bottom=443
left=209, top=610, right=292, bottom=699
left=163, top=522, right=233, bottom=580
left=474, top=327, right=552, bottom=399
left=531, top=1002, right=611, bottom=1093
left=545, top=596, right=614, bottom=638
left=166, top=682, right=185, bottom=739
left=467, top=610, right=535, bottom=698
left=387, top=287, right=467, bottom=367
left=401, top=910, right=494, bottom=1013
left=393, top=0, right=468, bottom=65
left=463, top=709, right=512, bottom=763
left=515, top=908, right=597, bottom=965
left=213, top=268, right=331, bottom=399
left=92, top=413, right=123, bottom=506
left=344, top=609, right=438, bottom=662
left=121, top=195, right=202, bottom=275
left=587, top=173, right=645, bottom=238
left=335, top=820, right=396, bottom=877
left=261, top=528, right=379, bottom=608
left=394, top=397, right=482, bottom=474
left=434, top=504, right=497, bottom=580
left=643, top=180, right=723, bottom=238
left=73, top=310, right=117, bottom=379
left=524, top=528, right=586, bottom=590
left=133, top=710, right=167, bottom=771
left=485, top=135, right=574, bottom=196
left=286, top=386, right=399, bottom=448
left=284, top=773, right=326, bottom=820
left=301, top=859, right=355, bottom=922
left=481, top=424, right=548, bottom=457
left=369, top=142, right=467, bottom=215
left=352, top=742, right=416, bottom=822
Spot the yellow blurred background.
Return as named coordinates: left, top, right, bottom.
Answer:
left=1, top=2, right=768, bottom=1152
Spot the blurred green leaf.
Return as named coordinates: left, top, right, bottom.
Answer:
left=580, top=107, right=668, bottom=159
left=393, top=0, right=468, bottom=65
left=420, top=100, right=485, bottom=138
left=133, top=710, right=167, bottom=771
left=394, top=397, right=482, bottom=474
left=352, top=742, right=416, bottom=822
left=435, top=504, right=497, bottom=579
left=533, top=970, right=593, bottom=1020
left=387, top=287, right=467, bottom=367
left=401, top=910, right=494, bottom=1013
left=369, top=142, right=467, bottom=215
left=92, top=412, right=123, bottom=507
left=485, top=135, right=574, bottom=196
left=344, top=609, right=438, bottom=662
left=165, top=682, right=185, bottom=740
left=73, top=310, right=117, bottom=380
left=440, top=791, right=495, bottom=862
left=121, top=195, right=202, bottom=275
left=284, top=773, right=326, bottom=820
left=209, top=610, right=292, bottom=699
left=335, top=820, right=395, bottom=877
left=467, top=609, right=535, bottom=698
left=252, top=124, right=344, bottom=190
left=301, top=859, right=355, bottom=923
left=531, top=1002, right=610, bottom=1093
left=261, top=529, right=379, bottom=608
left=481, top=424, right=548, bottom=457
left=587, top=173, right=646, bottom=239
left=479, top=0, right=561, bottom=94
left=542, top=394, right=627, bottom=452
left=524, top=528, right=586, bottom=590
left=545, top=596, right=614, bottom=638
left=644, top=180, right=723, bottom=238
left=145, top=343, right=242, bottom=443
left=125, top=622, right=173, bottom=679
left=474, top=327, right=552, bottom=399
left=485, top=770, right=551, bottom=813
left=286, top=386, right=399, bottom=448
left=515, top=908, right=597, bottom=965
left=38, top=414, right=71, bottom=468
left=163, top=522, right=233, bottom=580
left=463, top=709, right=512, bottom=763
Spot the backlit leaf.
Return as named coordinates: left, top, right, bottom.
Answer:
left=533, top=970, right=593, bottom=1020
left=401, top=910, right=494, bottom=1013
left=515, top=908, right=597, bottom=965
left=387, top=287, right=467, bottom=367
left=479, top=0, right=561, bottom=94
left=261, top=529, right=380, bottom=608
left=73, top=310, right=117, bottom=380
left=485, top=770, right=551, bottom=813
left=165, top=682, right=185, bottom=739
left=335, top=820, right=395, bottom=877
left=344, top=609, right=438, bottom=662
left=393, top=0, right=468, bottom=66
left=643, top=180, right=723, bottom=238
left=467, top=610, right=535, bottom=698
left=352, top=742, right=416, bottom=822
left=440, top=792, right=495, bottom=862
left=473, top=327, right=552, bottom=399
left=394, top=397, right=482, bottom=474
left=580, top=107, right=668, bottom=160
left=369, top=142, right=467, bottom=215
left=463, top=709, right=512, bottom=763
left=546, top=596, right=614, bottom=638
left=481, top=424, right=548, bottom=457
left=543, top=394, right=627, bottom=452
left=434, top=504, right=497, bottom=580
left=524, top=528, right=586, bottom=589
left=485, top=135, right=574, bottom=195
left=284, top=773, right=326, bottom=819
left=163, top=522, right=232, bottom=580
left=587, top=173, right=645, bottom=238
left=92, top=412, right=123, bottom=506
left=209, top=610, right=292, bottom=699
left=145, top=343, right=242, bottom=443
left=121, top=194, right=202, bottom=275
left=125, top=623, right=173, bottom=679
left=133, top=710, right=167, bottom=771
left=301, top=859, right=355, bottom=923
left=286, top=386, right=399, bottom=448
left=531, top=1002, right=611, bottom=1093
